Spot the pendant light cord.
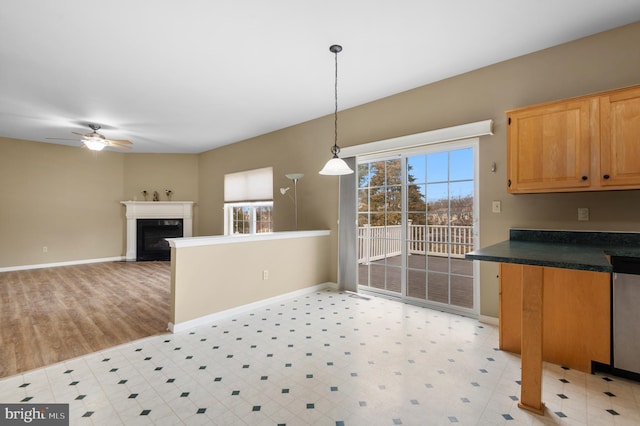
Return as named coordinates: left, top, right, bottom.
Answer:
left=332, top=46, right=340, bottom=158
left=329, top=44, right=342, bottom=158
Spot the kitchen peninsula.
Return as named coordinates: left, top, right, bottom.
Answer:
left=466, top=229, right=640, bottom=415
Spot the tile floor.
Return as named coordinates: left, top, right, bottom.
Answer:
left=1, top=288, right=639, bottom=425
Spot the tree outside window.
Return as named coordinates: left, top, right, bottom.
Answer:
left=227, top=202, right=273, bottom=235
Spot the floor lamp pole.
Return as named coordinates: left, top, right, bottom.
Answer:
left=293, top=178, right=299, bottom=230
left=286, top=173, right=304, bottom=231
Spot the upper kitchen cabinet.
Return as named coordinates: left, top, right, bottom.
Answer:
left=600, top=86, right=640, bottom=188
left=507, top=98, right=592, bottom=193
left=506, top=85, right=640, bottom=194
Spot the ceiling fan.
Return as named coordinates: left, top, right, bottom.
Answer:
left=47, top=124, right=133, bottom=151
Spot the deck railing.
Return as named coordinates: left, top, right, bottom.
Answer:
left=358, top=224, right=474, bottom=264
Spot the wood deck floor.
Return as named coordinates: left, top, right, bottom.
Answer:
left=0, top=261, right=171, bottom=378
left=358, top=254, right=474, bottom=308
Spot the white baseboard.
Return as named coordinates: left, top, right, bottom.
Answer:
left=168, top=282, right=339, bottom=333
left=479, top=314, right=499, bottom=326
left=0, top=256, right=126, bottom=272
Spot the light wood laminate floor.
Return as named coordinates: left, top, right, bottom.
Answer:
left=0, top=261, right=171, bottom=378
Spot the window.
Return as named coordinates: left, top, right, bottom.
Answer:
left=224, top=167, right=273, bottom=235
left=226, top=202, right=273, bottom=235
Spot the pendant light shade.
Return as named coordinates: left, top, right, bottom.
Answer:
left=319, top=44, right=353, bottom=176
left=319, top=157, right=353, bottom=175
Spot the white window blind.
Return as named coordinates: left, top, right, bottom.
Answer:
left=224, top=167, right=273, bottom=202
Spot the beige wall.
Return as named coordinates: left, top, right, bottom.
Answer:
left=1, top=138, right=125, bottom=266
left=170, top=233, right=331, bottom=325
left=197, top=22, right=640, bottom=318
left=197, top=116, right=336, bottom=235
left=197, top=118, right=340, bottom=278
left=0, top=138, right=199, bottom=268
left=123, top=153, right=200, bottom=234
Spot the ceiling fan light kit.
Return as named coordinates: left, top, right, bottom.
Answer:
left=83, top=139, right=107, bottom=151
left=82, top=124, right=107, bottom=151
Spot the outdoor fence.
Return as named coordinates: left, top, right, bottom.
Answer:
left=358, top=223, right=474, bottom=264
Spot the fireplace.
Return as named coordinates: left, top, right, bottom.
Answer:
left=121, top=201, right=194, bottom=261
left=136, top=219, right=183, bottom=261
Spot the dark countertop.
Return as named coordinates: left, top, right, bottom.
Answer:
left=465, top=229, right=640, bottom=272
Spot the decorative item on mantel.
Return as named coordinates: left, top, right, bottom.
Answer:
left=140, top=190, right=173, bottom=201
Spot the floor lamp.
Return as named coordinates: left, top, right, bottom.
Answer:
left=285, top=173, right=303, bottom=230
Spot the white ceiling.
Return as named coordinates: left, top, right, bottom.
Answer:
left=1, top=1, right=639, bottom=154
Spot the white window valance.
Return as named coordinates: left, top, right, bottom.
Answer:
left=339, top=119, right=493, bottom=158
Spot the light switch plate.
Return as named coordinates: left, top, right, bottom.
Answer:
left=492, top=200, right=501, bottom=213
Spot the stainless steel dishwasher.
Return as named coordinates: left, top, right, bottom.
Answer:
left=612, top=256, right=640, bottom=378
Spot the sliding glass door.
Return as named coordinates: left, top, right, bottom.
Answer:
left=357, top=157, right=404, bottom=294
left=357, top=141, right=477, bottom=314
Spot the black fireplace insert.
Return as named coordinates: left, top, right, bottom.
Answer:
left=136, top=219, right=183, bottom=261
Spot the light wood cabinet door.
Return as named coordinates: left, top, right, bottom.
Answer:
left=507, top=99, right=592, bottom=193
left=499, top=263, right=610, bottom=372
left=600, top=86, right=640, bottom=187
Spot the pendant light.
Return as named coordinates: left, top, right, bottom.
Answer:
left=319, top=44, right=354, bottom=175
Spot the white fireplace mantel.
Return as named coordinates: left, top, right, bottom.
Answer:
left=121, top=201, right=194, bottom=261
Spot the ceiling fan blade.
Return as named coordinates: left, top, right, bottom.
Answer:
left=109, top=139, right=133, bottom=145
left=72, top=131, right=88, bottom=137
left=46, top=137, right=79, bottom=141
left=107, top=142, right=132, bottom=150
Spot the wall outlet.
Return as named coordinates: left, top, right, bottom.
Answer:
left=578, top=207, right=589, bottom=221
left=492, top=200, right=501, bottom=213
left=262, top=270, right=269, bottom=280
left=42, top=246, right=48, bottom=253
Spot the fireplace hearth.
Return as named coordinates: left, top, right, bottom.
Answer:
left=137, top=219, right=183, bottom=261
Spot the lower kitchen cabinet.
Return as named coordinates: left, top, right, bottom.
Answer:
left=499, top=263, right=610, bottom=372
